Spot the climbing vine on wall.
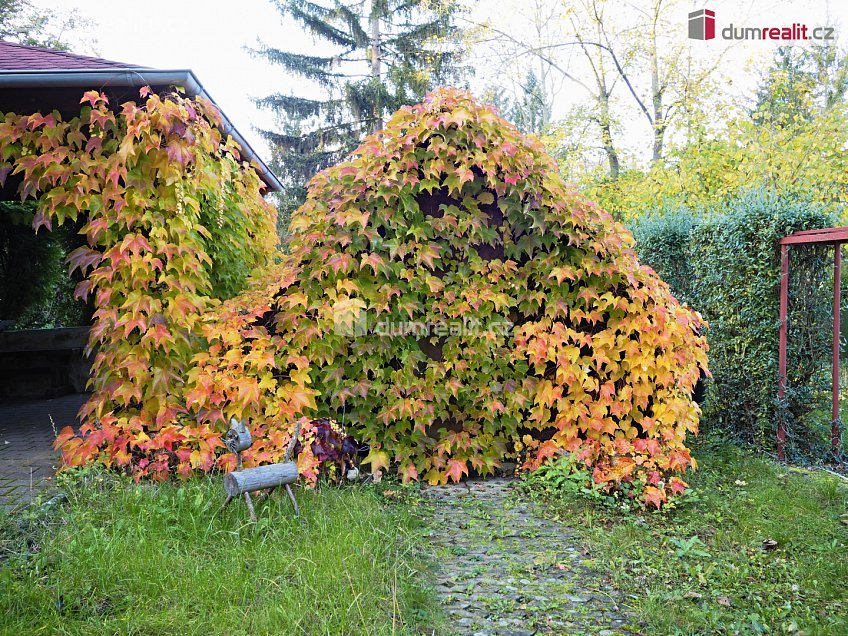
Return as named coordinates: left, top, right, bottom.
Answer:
left=1, top=89, right=282, bottom=480
left=261, top=88, right=709, bottom=507
left=3, top=88, right=708, bottom=506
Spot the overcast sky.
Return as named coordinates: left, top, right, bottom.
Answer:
left=31, top=0, right=302, bottom=165
left=29, top=0, right=848, bottom=168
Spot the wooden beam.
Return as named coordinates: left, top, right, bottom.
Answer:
left=781, top=227, right=848, bottom=245
left=778, top=243, right=789, bottom=461
left=224, top=462, right=298, bottom=497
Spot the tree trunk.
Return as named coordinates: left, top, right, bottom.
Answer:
left=650, top=1, right=665, bottom=163
left=370, top=2, right=383, bottom=132
left=597, top=96, right=620, bottom=179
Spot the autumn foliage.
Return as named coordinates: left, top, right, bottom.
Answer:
left=2, top=87, right=708, bottom=506
left=268, top=89, right=709, bottom=506
left=1, top=89, right=285, bottom=479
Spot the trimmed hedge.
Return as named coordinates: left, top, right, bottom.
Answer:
left=630, top=208, right=696, bottom=307
left=631, top=191, right=835, bottom=456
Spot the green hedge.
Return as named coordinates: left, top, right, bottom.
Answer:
left=630, top=191, right=835, bottom=456
left=630, top=207, right=696, bottom=306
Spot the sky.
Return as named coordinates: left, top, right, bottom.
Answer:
left=30, top=0, right=305, bottom=166
left=28, top=0, right=848, bottom=169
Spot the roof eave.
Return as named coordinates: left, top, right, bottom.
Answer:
left=0, top=68, right=283, bottom=193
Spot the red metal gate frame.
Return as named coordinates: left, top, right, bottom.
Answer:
left=778, top=227, right=848, bottom=460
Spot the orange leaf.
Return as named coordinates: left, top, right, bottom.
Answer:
left=53, top=425, right=77, bottom=450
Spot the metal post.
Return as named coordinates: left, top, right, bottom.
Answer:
left=833, top=244, right=842, bottom=454
left=778, top=243, right=789, bottom=461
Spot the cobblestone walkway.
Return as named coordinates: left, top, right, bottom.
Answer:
left=423, top=479, right=635, bottom=635
left=0, top=393, right=86, bottom=509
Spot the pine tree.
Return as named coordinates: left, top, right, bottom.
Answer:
left=253, top=0, right=466, bottom=223
left=481, top=71, right=549, bottom=136
left=511, top=71, right=549, bottom=135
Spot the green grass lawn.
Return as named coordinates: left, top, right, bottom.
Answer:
left=525, top=442, right=848, bottom=635
left=0, top=470, right=440, bottom=636
left=3, top=445, right=846, bottom=636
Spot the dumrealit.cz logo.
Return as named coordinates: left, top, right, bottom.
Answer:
left=688, top=9, right=715, bottom=40
left=688, top=9, right=835, bottom=42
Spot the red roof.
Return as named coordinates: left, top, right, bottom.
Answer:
left=0, top=40, right=144, bottom=71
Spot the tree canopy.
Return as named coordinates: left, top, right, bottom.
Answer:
left=0, top=0, right=94, bottom=51
left=252, top=0, right=467, bottom=221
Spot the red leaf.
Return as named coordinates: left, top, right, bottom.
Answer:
left=80, top=90, right=106, bottom=107
left=120, top=233, right=152, bottom=255
left=360, top=252, right=385, bottom=275
left=165, top=141, right=192, bottom=166
left=85, top=136, right=103, bottom=154
left=643, top=486, right=667, bottom=509
left=535, top=440, right=561, bottom=465
left=67, top=246, right=102, bottom=276
left=400, top=462, right=419, bottom=483
left=669, top=477, right=687, bottom=495
left=327, top=252, right=353, bottom=274
left=445, top=458, right=468, bottom=483
left=73, top=279, right=94, bottom=302
left=32, top=209, right=52, bottom=233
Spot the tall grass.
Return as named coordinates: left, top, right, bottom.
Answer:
left=0, top=470, right=439, bottom=635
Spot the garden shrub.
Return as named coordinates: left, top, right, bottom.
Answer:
left=219, top=88, right=705, bottom=506
left=0, top=201, right=90, bottom=328
left=631, top=191, right=835, bottom=455
left=6, top=88, right=708, bottom=506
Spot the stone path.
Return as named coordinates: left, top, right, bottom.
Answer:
left=0, top=393, right=86, bottom=509
left=423, top=479, right=635, bottom=635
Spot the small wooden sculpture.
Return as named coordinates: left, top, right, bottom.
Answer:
left=221, top=419, right=301, bottom=521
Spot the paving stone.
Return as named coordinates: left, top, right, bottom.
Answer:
left=422, top=478, right=636, bottom=635
left=0, top=393, right=86, bottom=509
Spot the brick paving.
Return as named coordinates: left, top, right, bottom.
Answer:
left=0, top=393, right=87, bottom=509
left=424, top=480, right=636, bottom=635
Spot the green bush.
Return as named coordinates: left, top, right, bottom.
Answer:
left=631, top=190, right=836, bottom=456
left=630, top=208, right=696, bottom=307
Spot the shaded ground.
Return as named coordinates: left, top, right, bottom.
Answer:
left=0, top=393, right=85, bottom=508
left=423, top=479, right=636, bottom=635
